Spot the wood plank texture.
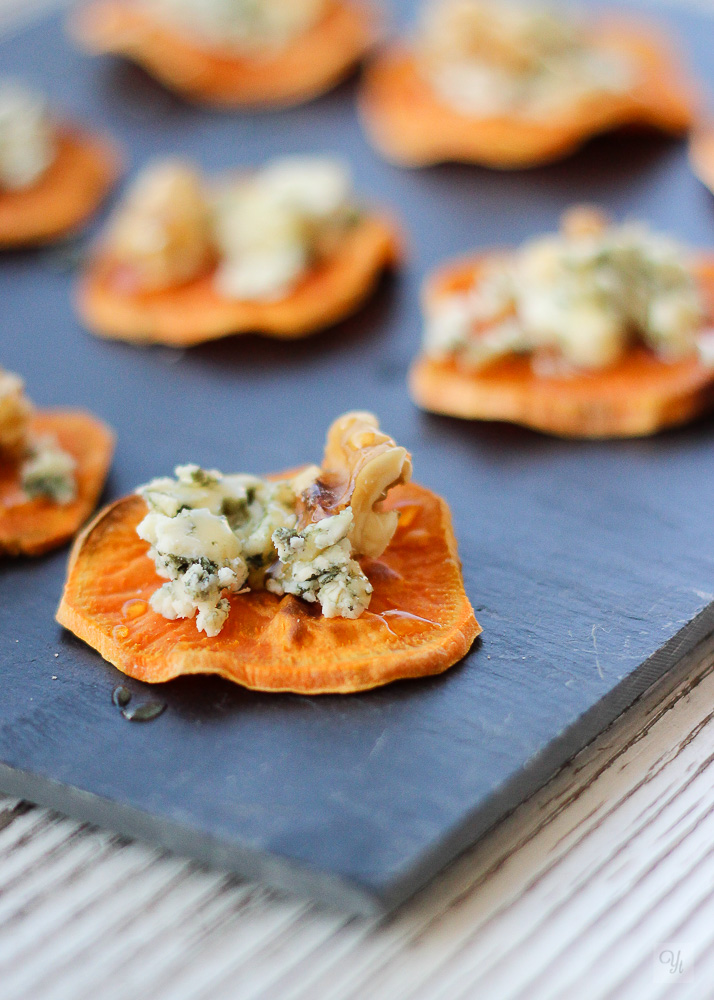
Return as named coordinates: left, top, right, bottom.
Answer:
left=2, top=635, right=714, bottom=999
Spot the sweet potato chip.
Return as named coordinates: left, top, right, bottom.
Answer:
left=410, top=257, right=714, bottom=439
left=56, top=480, right=480, bottom=693
left=76, top=214, right=399, bottom=344
left=689, top=128, right=714, bottom=195
left=360, top=19, right=696, bottom=168
left=72, top=0, right=376, bottom=108
left=0, top=130, right=120, bottom=248
left=0, top=411, right=115, bottom=556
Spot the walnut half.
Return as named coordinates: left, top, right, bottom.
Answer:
left=0, top=369, right=33, bottom=460
left=107, top=160, right=215, bottom=292
left=298, top=411, right=412, bottom=559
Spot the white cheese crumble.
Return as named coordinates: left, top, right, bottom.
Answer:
left=137, top=505, right=248, bottom=637
left=423, top=209, right=708, bottom=372
left=148, top=0, right=328, bottom=53
left=21, top=435, right=77, bottom=504
left=0, top=80, right=56, bottom=191
left=137, top=457, right=383, bottom=635
left=212, top=156, right=357, bottom=301
left=136, top=413, right=410, bottom=636
left=267, top=508, right=373, bottom=618
left=107, top=156, right=359, bottom=300
left=418, top=0, right=631, bottom=120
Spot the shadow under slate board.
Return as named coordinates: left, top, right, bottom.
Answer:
left=2, top=1, right=714, bottom=915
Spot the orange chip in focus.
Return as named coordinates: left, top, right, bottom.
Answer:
left=56, top=480, right=480, bottom=694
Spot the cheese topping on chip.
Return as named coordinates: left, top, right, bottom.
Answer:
left=147, top=0, right=329, bottom=53
left=424, top=207, right=711, bottom=369
left=106, top=156, right=360, bottom=300
left=0, top=80, right=56, bottom=192
left=418, top=0, right=631, bottom=120
left=423, top=208, right=710, bottom=373
left=136, top=413, right=412, bottom=636
left=0, top=369, right=77, bottom=504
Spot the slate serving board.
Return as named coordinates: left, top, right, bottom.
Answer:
left=2, top=0, right=714, bottom=916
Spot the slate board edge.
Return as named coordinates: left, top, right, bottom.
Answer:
left=3, top=604, right=713, bottom=917
left=380, top=604, right=714, bottom=912
left=0, top=759, right=383, bottom=917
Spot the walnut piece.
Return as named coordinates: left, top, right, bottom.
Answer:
left=299, top=411, right=413, bottom=559
left=0, top=369, right=33, bottom=460
left=107, top=160, right=215, bottom=291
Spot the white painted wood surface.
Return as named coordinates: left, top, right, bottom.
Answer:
left=4, top=2, right=714, bottom=997
left=3, top=634, right=714, bottom=999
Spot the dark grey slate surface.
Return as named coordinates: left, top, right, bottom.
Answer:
left=2, top=2, right=714, bottom=914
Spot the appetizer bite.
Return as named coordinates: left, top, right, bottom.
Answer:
left=72, top=0, right=376, bottom=109
left=77, top=156, right=400, bottom=345
left=410, top=207, right=714, bottom=438
left=57, top=412, right=479, bottom=693
left=0, top=368, right=114, bottom=555
left=360, top=0, right=696, bottom=169
left=0, top=79, right=120, bottom=247
left=689, top=128, right=714, bottom=198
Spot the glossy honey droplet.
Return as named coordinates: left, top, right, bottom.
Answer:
left=122, top=701, right=166, bottom=723
left=122, top=598, right=147, bottom=620
left=112, top=685, right=131, bottom=708
left=378, top=609, right=439, bottom=636
left=112, top=624, right=130, bottom=641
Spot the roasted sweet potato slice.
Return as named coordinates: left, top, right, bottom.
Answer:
left=56, top=480, right=480, bottom=693
left=76, top=214, right=399, bottom=344
left=360, top=19, right=696, bottom=168
left=72, top=0, right=376, bottom=108
left=0, top=411, right=115, bottom=556
left=689, top=128, right=714, bottom=195
left=0, top=130, right=120, bottom=248
left=409, top=256, right=714, bottom=439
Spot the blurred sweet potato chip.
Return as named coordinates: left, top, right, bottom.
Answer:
left=360, top=20, right=696, bottom=168
left=0, top=131, right=120, bottom=248
left=410, top=257, right=714, bottom=438
left=77, top=214, right=399, bottom=344
left=689, top=128, right=714, bottom=196
left=72, top=0, right=376, bottom=108
left=0, top=411, right=115, bottom=556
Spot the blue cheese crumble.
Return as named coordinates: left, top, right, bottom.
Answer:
left=424, top=207, right=711, bottom=372
left=136, top=414, right=412, bottom=636
left=267, top=508, right=373, bottom=618
left=0, top=80, right=56, bottom=192
left=21, top=436, right=76, bottom=504
left=148, top=0, right=328, bottom=53
left=418, top=0, right=631, bottom=121
left=108, top=155, right=359, bottom=301
left=212, top=156, right=357, bottom=301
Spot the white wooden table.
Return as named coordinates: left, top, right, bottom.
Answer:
left=4, top=2, right=714, bottom=997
